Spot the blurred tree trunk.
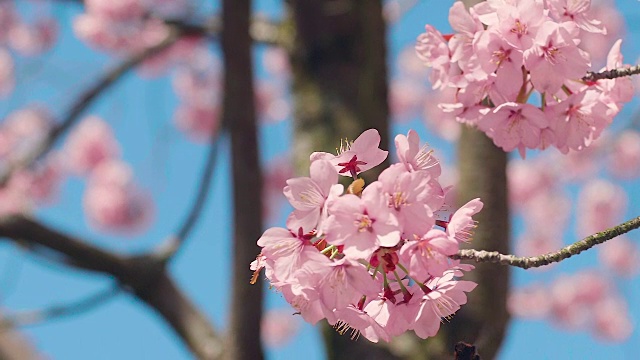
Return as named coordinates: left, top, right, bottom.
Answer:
left=286, top=0, right=397, bottom=358
left=223, top=0, right=264, bottom=359
left=287, top=0, right=390, bottom=181
left=287, top=0, right=510, bottom=359
left=428, top=1, right=511, bottom=358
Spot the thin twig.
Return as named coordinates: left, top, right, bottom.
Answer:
left=0, top=283, right=120, bottom=329
left=0, top=28, right=183, bottom=186
left=583, top=64, right=640, bottom=82
left=156, top=133, right=221, bottom=260
left=452, top=216, right=640, bottom=269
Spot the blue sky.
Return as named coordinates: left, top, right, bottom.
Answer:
left=3, top=0, right=640, bottom=359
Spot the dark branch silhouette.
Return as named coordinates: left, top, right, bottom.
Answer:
left=0, top=215, right=223, bottom=359
left=1, top=284, right=120, bottom=328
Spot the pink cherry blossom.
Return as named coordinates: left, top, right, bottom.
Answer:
left=408, top=269, right=477, bottom=339
left=323, top=182, right=400, bottom=260
left=262, top=47, right=290, bottom=77
left=333, top=304, right=390, bottom=343
left=173, top=105, right=219, bottom=142
left=64, top=116, right=121, bottom=175
left=591, top=295, right=633, bottom=342
left=378, top=164, right=444, bottom=238
left=310, top=129, right=388, bottom=179
left=389, top=79, right=426, bottom=122
left=447, top=198, right=483, bottom=243
left=608, top=130, right=640, bottom=179
left=284, top=160, right=342, bottom=233
left=492, top=0, right=547, bottom=51
left=524, top=21, right=590, bottom=94
left=576, top=179, right=626, bottom=237
left=394, top=130, right=441, bottom=177
left=477, top=102, right=548, bottom=157
left=545, top=90, right=609, bottom=153
left=261, top=309, right=301, bottom=348
left=415, top=25, right=452, bottom=90
left=0, top=49, right=14, bottom=97
left=422, top=87, right=461, bottom=141
left=83, top=160, right=153, bottom=233
left=84, top=0, right=146, bottom=21
left=598, top=236, right=640, bottom=277
left=257, top=227, right=328, bottom=286
left=578, top=1, right=623, bottom=67
left=508, top=284, right=551, bottom=319
left=8, top=18, right=58, bottom=56
left=508, top=158, right=559, bottom=205
left=399, top=229, right=458, bottom=280
left=546, top=0, right=606, bottom=34
left=253, top=129, right=481, bottom=342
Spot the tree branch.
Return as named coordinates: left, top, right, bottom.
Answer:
left=156, top=131, right=222, bottom=261
left=582, top=64, right=640, bottom=82
left=0, top=215, right=223, bottom=359
left=223, top=0, right=265, bottom=358
left=0, top=28, right=183, bottom=186
left=1, top=284, right=120, bottom=329
left=453, top=216, right=640, bottom=269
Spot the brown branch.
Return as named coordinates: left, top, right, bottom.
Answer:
left=1, top=284, right=120, bottom=329
left=156, top=130, right=222, bottom=261
left=582, top=64, right=640, bottom=82
left=223, top=0, right=264, bottom=358
left=0, top=215, right=223, bottom=359
left=0, top=28, right=183, bottom=186
left=453, top=216, right=640, bottom=269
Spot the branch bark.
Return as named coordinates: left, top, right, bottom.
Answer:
left=222, top=0, right=264, bottom=359
left=453, top=216, right=640, bottom=269
left=0, top=215, right=223, bottom=359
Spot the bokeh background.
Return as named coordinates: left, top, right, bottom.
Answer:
left=1, top=0, right=640, bottom=359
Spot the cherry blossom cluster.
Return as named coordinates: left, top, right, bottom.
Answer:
left=0, top=107, right=62, bottom=214
left=171, top=48, right=221, bottom=141
left=170, top=47, right=292, bottom=142
left=74, top=0, right=208, bottom=77
left=64, top=116, right=153, bottom=233
left=416, top=0, right=634, bottom=157
left=0, top=2, right=58, bottom=97
left=252, top=129, right=482, bottom=342
left=74, top=0, right=188, bottom=54
left=509, top=271, right=633, bottom=341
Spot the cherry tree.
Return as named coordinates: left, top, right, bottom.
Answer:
left=0, top=0, right=639, bottom=359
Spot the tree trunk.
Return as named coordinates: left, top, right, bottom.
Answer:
left=223, top=0, right=265, bottom=359
left=287, top=1, right=397, bottom=358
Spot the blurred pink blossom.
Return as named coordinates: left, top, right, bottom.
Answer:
left=508, top=284, right=550, bottom=318
left=261, top=309, right=301, bottom=348
left=576, top=179, right=627, bottom=237
left=579, top=0, right=625, bottom=68
left=508, top=158, right=558, bottom=206
left=592, top=295, right=633, bottom=342
left=0, top=49, right=14, bottom=97
left=64, top=116, right=121, bottom=175
left=8, top=18, right=58, bottom=56
left=598, top=236, right=640, bottom=277
left=83, top=160, right=153, bottom=233
left=262, top=47, right=290, bottom=77
left=173, top=105, right=219, bottom=142
left=608, top=130, right=640, bottom=179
